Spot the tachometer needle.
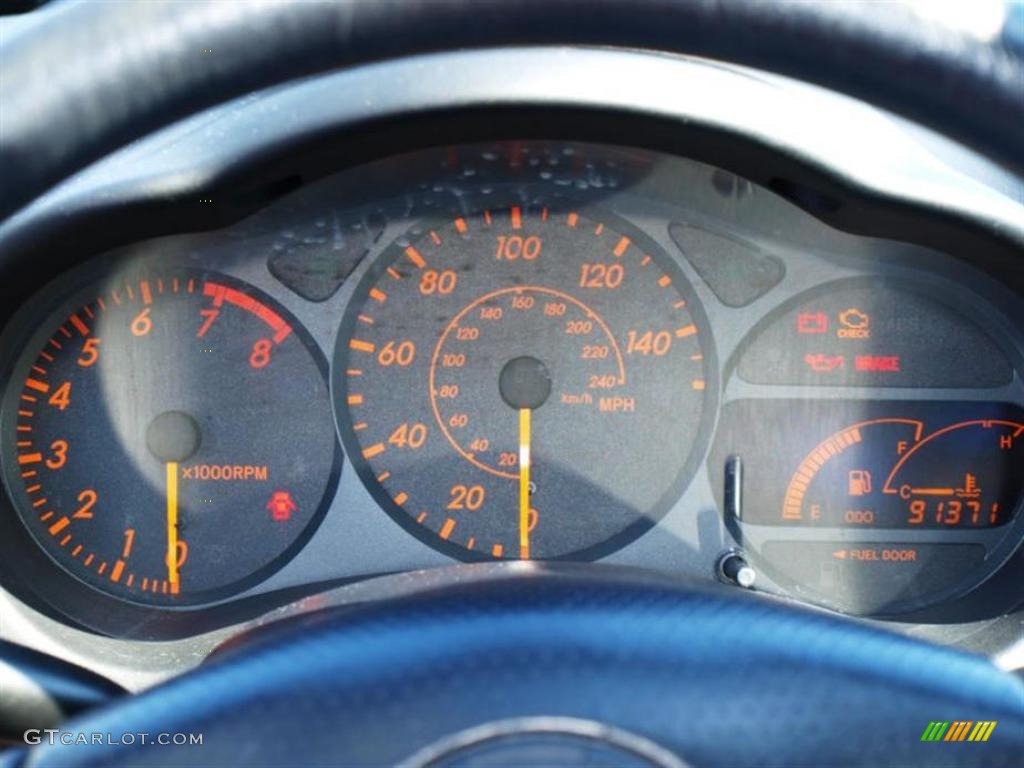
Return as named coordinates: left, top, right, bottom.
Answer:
left=519, top=407, right=531, bottom=560
left=166, top=461, right=180, bottom=594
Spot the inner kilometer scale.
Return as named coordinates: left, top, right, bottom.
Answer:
left=0, top=271, right=339, bottom=606
left=336, top=206, right=714, bottom=560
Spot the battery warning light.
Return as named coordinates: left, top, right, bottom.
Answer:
left=797, top=312, right=829, bottom=334
left=267, top=490, right=297, bottom=521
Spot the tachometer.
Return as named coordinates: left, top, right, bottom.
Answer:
left=335, top=206, right=714, bottom=560
left=0, top=270, right=340, bottom=606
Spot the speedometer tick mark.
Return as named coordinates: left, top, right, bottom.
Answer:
left=405, top=246, right=427, bottom=269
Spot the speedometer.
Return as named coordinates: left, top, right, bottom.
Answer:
left=335, top=206, right=714, bottom=560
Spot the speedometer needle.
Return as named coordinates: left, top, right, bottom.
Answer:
left=166, top=461, right=180, bottom=594
left=519, top=407, right=531, bottom=560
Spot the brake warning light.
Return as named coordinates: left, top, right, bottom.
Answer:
left=855, top=355, right=901, bottom=372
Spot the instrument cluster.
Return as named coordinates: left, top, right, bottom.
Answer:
left=0, top=141, right=1021, bottom=637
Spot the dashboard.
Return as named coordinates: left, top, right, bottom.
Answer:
left=0, top=46, right=1021, bottom=695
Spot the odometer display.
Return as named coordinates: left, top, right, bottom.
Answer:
left=336, top=207, right=713, bottom=560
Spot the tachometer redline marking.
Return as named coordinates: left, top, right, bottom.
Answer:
left=203, top=281, right=293, bottom=343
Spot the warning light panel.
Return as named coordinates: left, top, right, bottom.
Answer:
left=738, top=283, right=1013, bottom=388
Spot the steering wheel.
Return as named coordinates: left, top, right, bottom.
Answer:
left=2, top=2, right=1022, bottom=766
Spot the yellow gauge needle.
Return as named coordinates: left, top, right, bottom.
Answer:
left=166, top=461, right=180, bottom=594
left=519, top=407, right=531, bottom=560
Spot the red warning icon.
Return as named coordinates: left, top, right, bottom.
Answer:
left=267, top=490, right=297, bottom=521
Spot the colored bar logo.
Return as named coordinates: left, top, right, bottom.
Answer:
left=921, top=721, right=997, bottom=742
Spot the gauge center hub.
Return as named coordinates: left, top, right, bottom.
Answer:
left=499, top=356, right=552, bottom=411
left=145, top=410, right=202, bottom=464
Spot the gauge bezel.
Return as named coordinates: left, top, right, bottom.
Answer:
left=718, top=275, right=1024, bottom=617
left=0, top=260, right=343, bottom=628
left=334, top=203, right=720, bottom=564
left=0, top=47, right=1020, bottom=651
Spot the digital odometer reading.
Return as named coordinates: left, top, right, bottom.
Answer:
left=336, top=207, right=713, bottom=560
left=0, top=271, right=339, bottom=606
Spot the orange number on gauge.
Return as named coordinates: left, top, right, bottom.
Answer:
left=419, top=270, right=457, bottom=296
left=908, top=499, right=926, bottom=525
left=565, top=320, right=593, bottom=335
left=626, top=330, right=672, bottom=356
left=122, top=528, right=136, bottom=559
left=45, top=439, right=68, bottom=470
left=197, top=309, right=219, bottom=338
left=130, top=308, right=153, bottom=337
left=496, top=235, right=541, bottom=261
left=77, top=338, right=101, bottom=367
left=74, top=489, right=97, bottom=519
left=442, top=353, right=466, bottom=369
left=250, top=339, right=272, bottom=369
left=388, top=422, right=428, bottom=449
left=943, top=500, right=962, bottom=526
left=579, top=263, right=623, bottom=289
left=48, top=382, right=71, bottom=411
left=378, top=341, right=416, bottom=367
left=447, top=484, right=485, bottom=511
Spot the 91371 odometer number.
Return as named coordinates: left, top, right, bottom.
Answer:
left=336, top=207, right=714, bottom=560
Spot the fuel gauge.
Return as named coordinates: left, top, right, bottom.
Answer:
left=711, top=400, right=1024, bottom=615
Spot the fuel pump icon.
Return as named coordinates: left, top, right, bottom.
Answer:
left=848, top=470, right=872, bottom=497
